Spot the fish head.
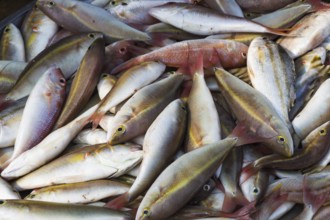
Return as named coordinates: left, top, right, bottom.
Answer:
left=47, top=67, right=66, bottom=92
left=267, top=133, right=294, bottom=157
left=108, top=124, right=127, bottom=144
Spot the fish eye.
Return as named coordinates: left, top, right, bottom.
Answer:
left=253, top=187, right=259, bottom=194
left=59, top=78, right=66, bottom=86
left=319, top=129, right=327, bottom=136
left=48, top=1, right=55, bottom=7
left=277, top=136, right=286, bottom=144
left=116, top=125, right=126, bottom=134
left=111, top=1, right=116, bottom=5
left=4, top=27, right=10, bottom=33
left=0, top=200, right=4, bottom=205
left=143, top=209, right=151, bottom=217
left=121, top=2, right=128, bottom=6
left=88, top=33, right=95, bottom=39
left=102, top=74, right=109, bottom=78
left=119, top=47, right=126, bottom=54
left=203, top=184, right=211, bottom=191
left=241, top=52, right=247, bottom=58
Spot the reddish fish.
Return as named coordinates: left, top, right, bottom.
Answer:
left=110, top=39, right=248, bottom=74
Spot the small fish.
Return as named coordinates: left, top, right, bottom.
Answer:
left=12, top=143, right=143, bottom=191
left=5, top=67, right=66, bottom=166
left=0, top=23, right=25, bottom=61
left=25, top=180, right=129, bottom=204
left=149, top=3, right=291, bottom=36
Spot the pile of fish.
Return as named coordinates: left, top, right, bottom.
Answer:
left=1, top=0, right=330, bottom=219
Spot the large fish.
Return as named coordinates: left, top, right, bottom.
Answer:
left=111, top=39, right=248, bottom=74
left=149, top=3, right=291, bottom=36
left=247, top=37, right=295, bottom=129
left=37, top=0, right=151, bottom=42
left=5, top=67, right=66, bottom=165
left=214, top=67, right=294, bottom=157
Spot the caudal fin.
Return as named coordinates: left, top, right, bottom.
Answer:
left=105, top=192, right=129, bottom=210
left=87, top=111, right=106, bottom=130
left=228, top=122, right=269, bottom=146
left=110, top=56, right=144, bottom=75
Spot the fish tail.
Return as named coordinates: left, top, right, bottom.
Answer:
left=302, top=176, right=328, bottom=213
left=266, top=27, right=296, bottom=37
left=219, top=201, right=257, bottom=219
left=87, top=111, right=105, bottom=130
left=239, top=163, right=259, bottom=185
left=228, top=122, right=269, bottom=146
left=105, top=192, right=130, bottom=209
left=110, top=57, right=143, bottom=75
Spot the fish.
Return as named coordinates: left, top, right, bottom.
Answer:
left=111, top=39, right=248, bottom=74
left=106, top=73, right=183, bottom=144
left=104, top=0, right=193, bottom=25
left=236, top=0, right=296, bottom=13
left=0, top=200, right=131, bottom=220
left=25, top=180, right=129, bottom=204
left=21, top=5, right=58, bottom=61
left=0, top=23, right=25, bottom=61
left=1, top=102, right=101, bottom=180
left=292, top=79, right=330, bottom=139
left=149, top=3, right=291, bottom=36
left=135, top=137, right=238, bottom=220
left=247, top=37, right=295, bottom=129
left=4, top=67, right=66, bottom=166
left=106, top=99, right=187, bottom=209
left=54, top=38, right=105, bottom=129
left=37, top=0, right=151, bottom=42
left=214, top=67, right=294, bottom=157
left=184, top=56, right=221, bottom=151
left=253, top=121, right=330, bottom=170
left=11, top=143, right=143, bottom=191
left=89, top=61, right=166, bottom=128
left=277, top=9, right=330, bottom=58
left=0, top=32, right=102, bottom=108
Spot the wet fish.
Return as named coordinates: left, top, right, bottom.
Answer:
left=37, top=0, right=151, bottom=42
left=5, top=67, right=66, bottom=166
left=12, top=143, right=143, bottom=191
left=247, top=37, right=295, bottom=129
left=21, top=5, right=58, bottom=61
left=0, top=23, right=25, bottom=61
left=214, top=67, right=294, bottom=157
left=277, top=9, right=330, bottom=58
left=106, top=73, right=183, bottom=144
left=107, top=99, right=187, bottom=208
left=0, top=200, right=131, bottom=220
left=54, top=38, right=105, bottom=128
left=26, top=180, right=129, bottom=204
left=136, top=137, right=238, bottom=220
left=111, top=39, right=248, bottom=74
left=0, top=32, right=102, bottom=106
left=89, top=61, right=166, bottom=128
left=149, top=3, right=291, bottom=36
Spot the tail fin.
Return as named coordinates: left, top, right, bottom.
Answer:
left=87, top=111, right=106, bottom=130
left=104, top=192, right=129, bottom=210
left=303, top=175, right=328, bottom=214
left=110, top=57, right=143, bottom=75
left=228, top=122, right=270, bottom=146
